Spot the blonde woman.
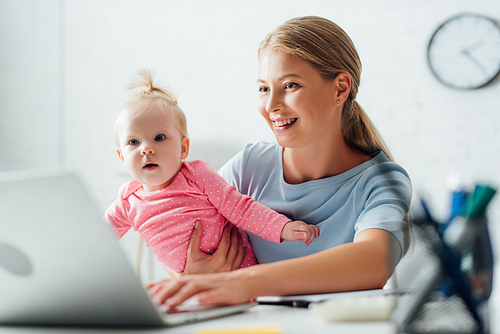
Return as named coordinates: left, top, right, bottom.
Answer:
left=149, top=16, right=412, bottom=306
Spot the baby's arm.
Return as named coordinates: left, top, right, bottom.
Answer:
left=104, top=201, right=132, bottom=239
left=281, top=221, right=320, bottom=246
left=189, top=161, right=291, bottom=244
left=104, top=183, right=138, bottom=239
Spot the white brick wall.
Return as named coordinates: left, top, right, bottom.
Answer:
left=1, top=0, right=500, bottom=331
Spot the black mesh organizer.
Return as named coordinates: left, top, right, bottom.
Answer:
left=392, top=185, right=496, bottom=334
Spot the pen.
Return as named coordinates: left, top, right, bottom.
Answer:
left=258, top=300, right=311, bottom=308
left=439, top=189, right=467, bottom=233
left=417, top=197, right=439, bottom=230
left=466, top=184, right=496, bottom=218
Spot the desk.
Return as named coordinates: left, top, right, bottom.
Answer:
left=0, top=305, right=397, bottom=334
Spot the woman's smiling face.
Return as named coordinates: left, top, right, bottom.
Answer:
left=257, top=50, right=340, bottom=149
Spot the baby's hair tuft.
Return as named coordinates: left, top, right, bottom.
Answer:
left=128, top=69, right=178, bottom=104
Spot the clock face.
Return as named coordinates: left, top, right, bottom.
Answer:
left=427, top=13, right=500, bottom=90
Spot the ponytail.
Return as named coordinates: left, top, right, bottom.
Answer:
left=128, top=69, right=179, bottom=105
left=341, top=100, right=393, bottom=162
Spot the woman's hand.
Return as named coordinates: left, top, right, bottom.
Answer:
left=181, top=221, right=246, bottom=275
left=148, top=271, right=255, bottom=307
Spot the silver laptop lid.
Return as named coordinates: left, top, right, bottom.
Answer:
left=0, top=170, right=164, bottom=326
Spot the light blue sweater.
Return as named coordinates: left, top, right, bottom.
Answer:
left=219, top=141, right=412, bottom=264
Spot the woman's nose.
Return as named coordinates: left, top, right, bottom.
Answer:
left=141, top=145, right=155, bottom=155
left=266, top=92, right=284, bottom=113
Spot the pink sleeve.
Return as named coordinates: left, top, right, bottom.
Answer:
left=187, top=160, right=290, bottom=243
left=104, top=194, right=131, bottom=240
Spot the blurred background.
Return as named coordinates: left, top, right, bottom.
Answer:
left=1, top=0, right=499, bottom=330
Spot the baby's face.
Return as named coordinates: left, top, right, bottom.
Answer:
left=117, top=109, right=188, bottom=192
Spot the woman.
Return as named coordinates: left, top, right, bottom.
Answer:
left=149, top=15, right=412, bottom=307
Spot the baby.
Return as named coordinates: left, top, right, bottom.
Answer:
left=105, top=70, right=319, bottom=275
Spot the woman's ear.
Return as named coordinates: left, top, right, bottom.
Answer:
left=334, top=72, right=352, bottom=103
left=181, top=137, right=190, bottom=160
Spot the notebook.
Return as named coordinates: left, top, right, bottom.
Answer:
left=0, top=169, right=256, bottom=327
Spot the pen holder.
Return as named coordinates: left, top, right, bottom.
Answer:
left=393, top=211, right=494, bottom=334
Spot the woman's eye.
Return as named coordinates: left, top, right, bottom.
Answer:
left=155, top=134, right=166, bottom=142
left=258, top=87, right=269, bottom=93
left=128, top=139, right=139, bottom=146
left=285, top=83, right=298, bottom=89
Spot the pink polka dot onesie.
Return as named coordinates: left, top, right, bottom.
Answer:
left=105, top=160, right=290, bottom=273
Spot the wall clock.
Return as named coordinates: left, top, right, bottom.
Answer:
left=427, top=13, right=500, bottom=90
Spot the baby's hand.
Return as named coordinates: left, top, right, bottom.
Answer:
left=281, top=221, right=319, bottom=246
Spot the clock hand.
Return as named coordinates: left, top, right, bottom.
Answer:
left=461, top=51, right=488, bottom=75
left=462, top=40, right=485, bottom=54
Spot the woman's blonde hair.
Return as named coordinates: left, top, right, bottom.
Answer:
left=259, top=16, right=392, bottom=161
left=259, top=16, right=412, bottom=254
left=114, top=69, right=188, bottom=147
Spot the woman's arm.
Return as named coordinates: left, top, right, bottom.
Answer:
left=149, top=228, right=401, bottom=307
left=245, top=228, right=401, bottom=296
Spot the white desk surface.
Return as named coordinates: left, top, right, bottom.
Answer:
left=0, top=305, right=397, bottom=334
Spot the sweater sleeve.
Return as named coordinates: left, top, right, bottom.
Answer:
left=186, top=160, right=291, bottom=243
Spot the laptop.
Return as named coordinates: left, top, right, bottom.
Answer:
left=0, top=169, right=256, bottom=327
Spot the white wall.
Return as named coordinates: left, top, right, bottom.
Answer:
left=0, top=1, right=63, bottom=170
left=2, top=0, right=500, bottom=330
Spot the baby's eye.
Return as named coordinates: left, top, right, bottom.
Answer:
left=155, top=134, right=166, bottom=142
left=128, top=139, right=139, bottom=146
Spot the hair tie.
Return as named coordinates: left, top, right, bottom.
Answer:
left=146, top=89, right=153, bottom=94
